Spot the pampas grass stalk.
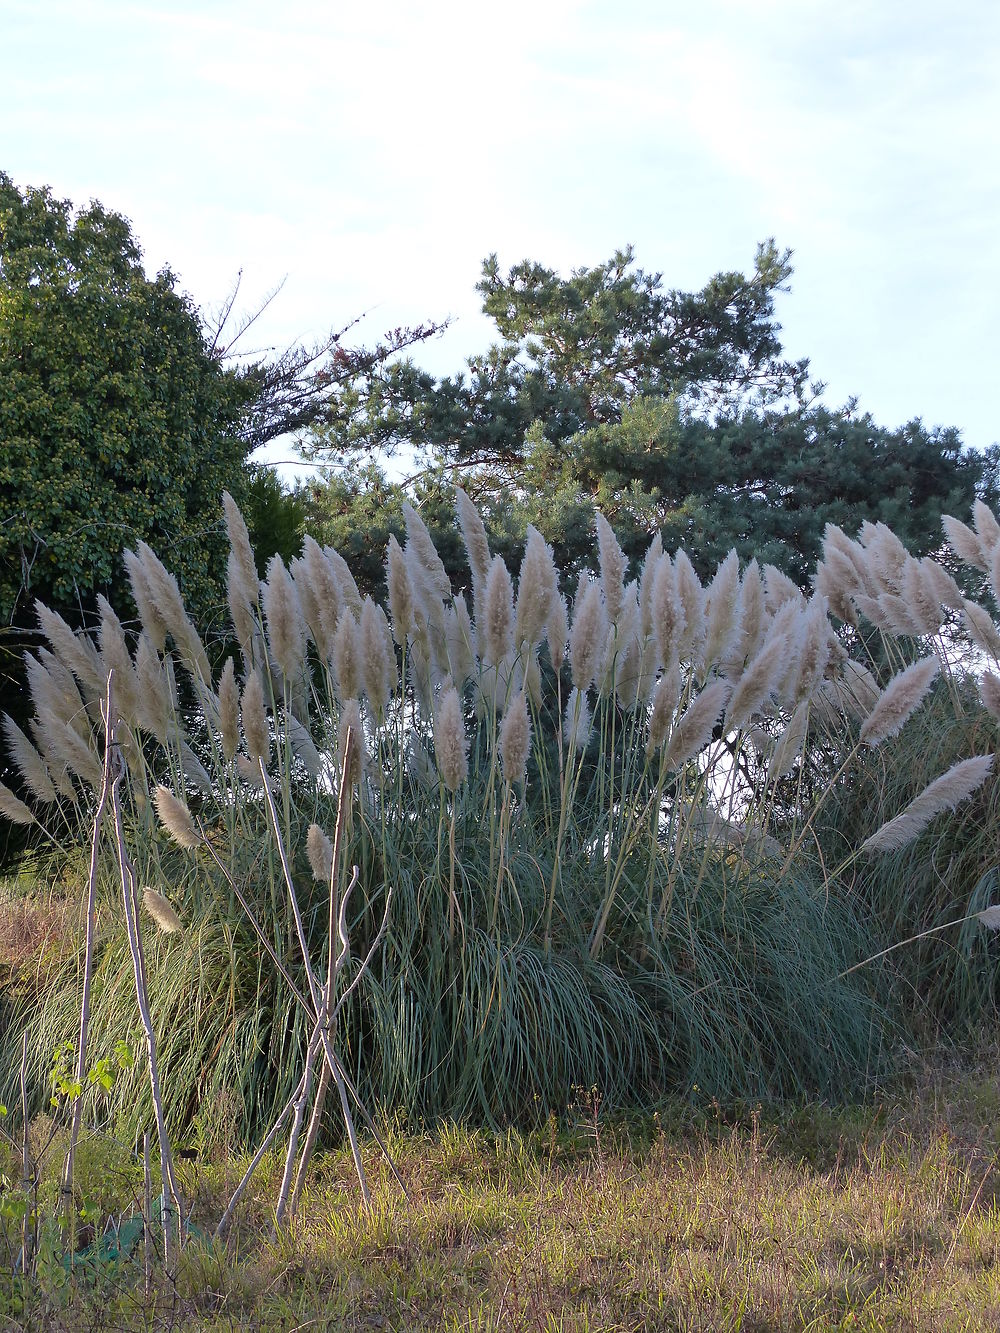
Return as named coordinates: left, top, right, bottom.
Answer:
left=663, top=679, right=732, bottom=773
left=861, top=755, right=994, bottom=852
left=481, top=555, right=515, bottom=667
left=154, top=784, right=201, bottom=850
left=595, top=511, right=627, bottom=626
left=241, top=671, right=270, bottom=762
left=942, top=513, right=988, bottom=571
left=569, top=574, right=606, bottom=691
left=142, top=887, right=183, bottom=934
left=515, top=525, right=557, bottom=648
left=262, top=554, right=307, bottom=685
left=455, top=486, right=492, bottom=610
left=2, top=715, right=57, bottom=805
left=859, top=656, right=940, bottom=745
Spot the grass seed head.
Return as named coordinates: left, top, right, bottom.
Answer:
left=154, top=785, right=201, bottom=849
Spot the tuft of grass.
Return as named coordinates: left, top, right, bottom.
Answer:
left=5, top=1044, right=1000, bottom=1330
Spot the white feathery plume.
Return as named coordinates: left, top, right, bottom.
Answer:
left=524, top=646, right=542, bottom=708
left=762, top=563, right=804, bottom=614
left=223, top=490, right=258, bottom=598
left=290, top=555, right=321, bottom=652
left=402, top=501, right=452, bottom=604
left=434, top=682, right=468, bottom=793
left=662, top=679, right=732, bottom=773
left=26, top=651, right=89, bottom=738
left=725, top=630, right=788, bottom=731
left=514, top=525, right=558, bottom=648
left=823, top=524, right=870, bottom=586
left=332, top=609, right=361, bottom=703
left=321, top=546, right=362, bottom=616
left=499, top=690, right=531, bottom=787
left=638, top=533, right=663, bottom=639
left=673, top=549, right=706, bottom=660
left=876, top=590, right=923, bottom=638
left=942, top=514, right=988, bottom=572
left=862, top=755, right=994, bottom=852
left=900, top=558, right=943, bottom=635
left=142, top=887, right=183, bottom=934
left=919, top=557, right=964, bottom=611
left=134, top=633, right=171, bottom=743
left=595, top=512, right=627, bottom=626
left=569, top=573, right=607, bottom=691
left=217, top=658, right=240, bottom=760
left=227, top=556, right=258, bottom=665
left=860, top=521, right=908, bottom=589
left=27, top=716, right=78, bottom=803
left=963, top=600, right=1000, bottom=660
left=546, top=594, right=569, bottom=674
left=135, top=541, right=212, bottom=683
left=481, top=555, right=515, bottom=667
left=300, top=535, right=342, bottom=660
left=733, top=560, right=767, bottom=665
left=645, top=663, right=682, bottom=758
left=34, top=602, right=104, bottom=697
left=790, top=599, right=832, bottom=706
left=614, top=629, right=644, bottom=712
left=445, top=595, right=477, bottom=690
left=180, top=743, right=213, bottom=795
left=454, top=486, right=492, bottom=615
left=860, top=656, right=939, bottom=745
left=702, top=550, right=742, bottom=671
left=652, top=554, right=684, bottom=666
left=336, top=698, right=367, bottom=788
left=154, top=785, right=201, bottom=849
left=814, top=551, right=858, bottom=626
left=1, top=715, right=56, bottom=804
left=97, top=596, right=140, bottom=726
left=0, top=783, right=34, bottom=825
left=282, top=714, right=321, bottom=780
left=361, top=597, right=397, bottom=713
left=386, top=534, right=414, bottom=646
left=973, top=500, right=1000, bottom=555
left=977, top=905, right=1000, bottom=930
left=980, top=671, right=1000, bottom=720
left=241, top=671, right=270, bottom=761
left=262, top=554, right=307, bottom=684
left=123, top=547, right=168, bottom=653
left=564, top=686, right=592, bottom=752
left=306, top=824, right=334, bottom=884
left=766, top=702, right=810, bottom=783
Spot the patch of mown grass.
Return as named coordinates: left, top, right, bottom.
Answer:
left=4, top=1044, right=1000, bottom=1331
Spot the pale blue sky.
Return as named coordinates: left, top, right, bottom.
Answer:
left=3, top=0, right=998, bottom=476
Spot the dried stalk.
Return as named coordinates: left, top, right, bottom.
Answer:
left=109, top=735, right=182, bottom=1268
left=143, top=1131, right=152, bottom=1297
left=61, top=669, right=114, bottom=1257
left=19, top=1034, right=33, bottom=1273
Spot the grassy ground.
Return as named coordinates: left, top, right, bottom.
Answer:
left=2, top=1045, right=999, bottom=1332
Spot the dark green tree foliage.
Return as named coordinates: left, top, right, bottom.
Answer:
left=0, top=173, right=254, bottom=631
left=305, top=243, right=996, bottom=588
left=0, top=174, right=443, bottom=634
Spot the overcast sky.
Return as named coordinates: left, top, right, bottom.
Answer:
left=4, top=0, right=998, bottom=478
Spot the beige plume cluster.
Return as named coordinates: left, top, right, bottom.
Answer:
left=4, top=488, right=999, bottom=875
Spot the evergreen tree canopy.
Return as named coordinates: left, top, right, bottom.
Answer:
left=303, top=244, right=997, bottom=590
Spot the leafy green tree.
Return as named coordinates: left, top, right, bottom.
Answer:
left=304, top=244, right=996, bottom=587
left=0, top=175, right=254, bottom=630
left=0, top=173, right=442, bottom=635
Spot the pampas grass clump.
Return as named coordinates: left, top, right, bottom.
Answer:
left=10, top=493, right=1000, bottom=1138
